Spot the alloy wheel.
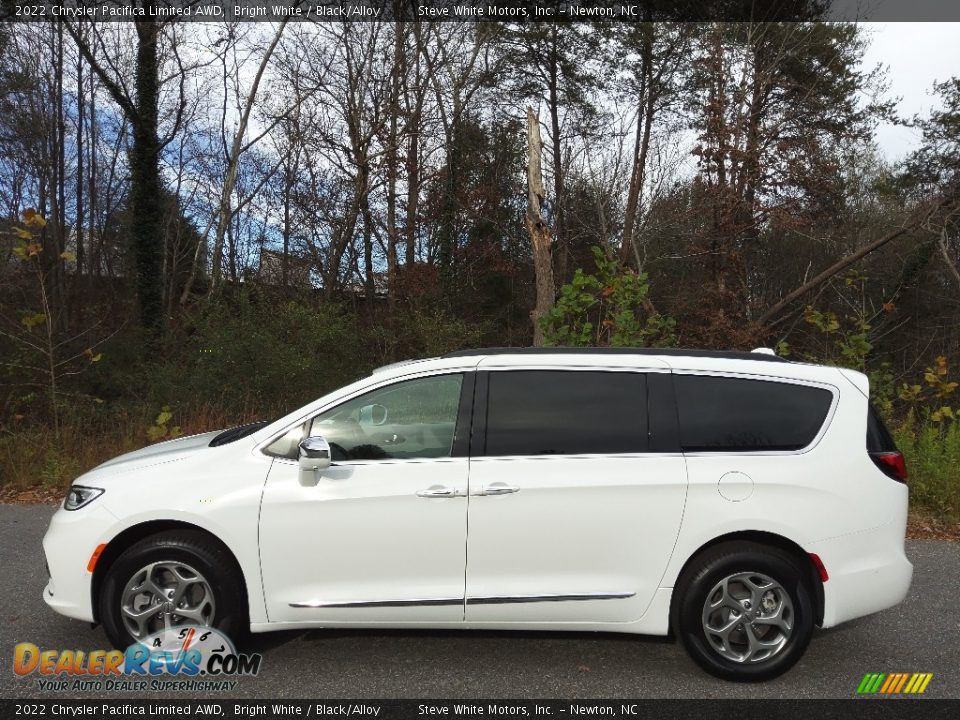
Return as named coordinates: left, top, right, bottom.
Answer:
left=700, top=571, right=794, bottom=664
left=119, top=561, right=216, bottom=640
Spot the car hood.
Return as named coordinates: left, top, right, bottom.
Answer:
left=86, top=430, right=225, bottom=478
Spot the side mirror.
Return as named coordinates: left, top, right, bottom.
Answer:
left=298, top=436, right=331, bottom=484
left=358, top=403, right=388, bottom=426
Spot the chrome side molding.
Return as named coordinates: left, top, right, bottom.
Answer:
left=290, top=591, right=635, bottom=609
left=290, top=597, right=462, bottom=608
left=467, top=592, right=634, bottom=604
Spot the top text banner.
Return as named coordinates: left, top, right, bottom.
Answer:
left=4, top=0, right=959, bottom=22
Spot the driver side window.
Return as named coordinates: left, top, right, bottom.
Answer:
left=309, top=373, right=464, bottom=461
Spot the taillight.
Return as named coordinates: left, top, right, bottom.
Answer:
left=809, top=553, right=829, bottom=582
left=871, top=451, right=908, bottom=483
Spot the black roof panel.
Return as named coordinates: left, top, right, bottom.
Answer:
left=443, top=346, right=792, bottom=363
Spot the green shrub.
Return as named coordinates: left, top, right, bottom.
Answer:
left=386, top=307, right=485, bottom=359
left=174, top=299, right=368, bottom=414
left=541, top=246, right=675, bottom=348
left=894, top=415, right=960, bottom=521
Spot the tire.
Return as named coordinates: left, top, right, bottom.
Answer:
left=99, top=530, right=247, bottom=650
left=672, top=541, right=815, bottom=681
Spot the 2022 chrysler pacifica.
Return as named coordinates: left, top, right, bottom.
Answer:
left=43, top=347, right=912, bottom=680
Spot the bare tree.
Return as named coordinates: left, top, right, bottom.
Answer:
left=526, top=107, right=555, bottom=347
left=65, top=16, right=190, bottom=333
left=618, top=22, right=692, bottom=267
left=208, top=20, right=290, bottom=294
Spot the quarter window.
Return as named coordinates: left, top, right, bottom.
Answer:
left=674, top=375, right=832, bottom=452
left=483, top=370, right=647, bottom=456
left=309, top=374, right=464, bottom=461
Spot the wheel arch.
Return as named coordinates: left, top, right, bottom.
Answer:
left=90, top=519, right=249, bottom=625
left=668, top=530, right=825, bottom=630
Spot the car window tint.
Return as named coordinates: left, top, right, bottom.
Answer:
left=674, top=375, right=832, bottom=452
left=484, top=371, right=647, bottom=456
left=310, top=374, right=463, bottom=461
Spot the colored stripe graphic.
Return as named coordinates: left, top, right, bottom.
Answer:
left=857, top=673, right=883, bottom=694
left=857, top=672, right=932, bottom=694
left=879, top=674, right=897, bottom=693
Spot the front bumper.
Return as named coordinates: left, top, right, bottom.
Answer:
left=42, top=503, right=117, bottom=623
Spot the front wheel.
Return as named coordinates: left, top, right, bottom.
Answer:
left=99, top=530, right=247, bottom=650
left=673, top=542, right=815, bottom=681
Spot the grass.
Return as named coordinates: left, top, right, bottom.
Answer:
left=0, top=403, right=264, bottom=491
left=894, top=417, right=960, bottom=523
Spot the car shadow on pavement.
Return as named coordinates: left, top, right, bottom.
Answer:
left=243, top=626, right=676, bottom=653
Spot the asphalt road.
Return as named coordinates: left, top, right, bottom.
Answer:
left=2, top=503, right=958, bottom=700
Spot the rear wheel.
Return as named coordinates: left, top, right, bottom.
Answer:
left=99, top=530, right=246, bottom=650
left=673, top=542, right=814, bottom=681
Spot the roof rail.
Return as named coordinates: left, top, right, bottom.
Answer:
left=442, top=347, right=791, bottom=363
left=371, top=358, right=432, bottom=375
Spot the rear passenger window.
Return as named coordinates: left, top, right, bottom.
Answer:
left=674, top=375, right=832, bottom=452
left=484, top=371, right=647, bottom=456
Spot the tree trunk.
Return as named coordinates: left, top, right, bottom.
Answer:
left=209, top=19, right=289, bottom=294
left=403, top=29, right=421, bottom=269
left=75, top=33, right=85, bottom=279
left=938, top=223, right=960, bottom=291
left=87, top=61, right=97, bottom=278
left=65, top=17, right=166, bottom=332
left=385, top=21, right=402, bottom=308
left=620, top=23, right=655, bottom=267
left=547, top=28, right=566, bottom=281
left=526, top=107, right=555, bottom=347
left=46, top=23, right=67, bottom=334
left=439, top=121, right=458, bottom=281
left=758, top=198, right=954, bottom=326
left=404, top=107, right=420, bottom=267
left=362, top=189, right=376, bottom=322
left=282, top=164, right=292, bottom=288
left=130, top=20, right=164, bottom=333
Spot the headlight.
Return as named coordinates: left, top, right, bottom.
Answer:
left=64, top=485, right=104, bottom=511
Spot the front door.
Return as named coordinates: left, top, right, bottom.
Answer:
left=464, top=368, right=688, bottom=624
left=259, top=372, right=471, bottom=624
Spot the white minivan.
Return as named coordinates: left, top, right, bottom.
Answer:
left=43, top=348, right=912, bottom=680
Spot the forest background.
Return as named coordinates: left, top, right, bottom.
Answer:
left=1, top=7, right=959, bottom=528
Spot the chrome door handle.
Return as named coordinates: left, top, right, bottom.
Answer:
left=479, top=483, right=520, bottom=496
left=416, top=485, right=458, bottom=498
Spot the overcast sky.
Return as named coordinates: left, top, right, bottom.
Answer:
left=863, top=22, right=959, bottom=159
